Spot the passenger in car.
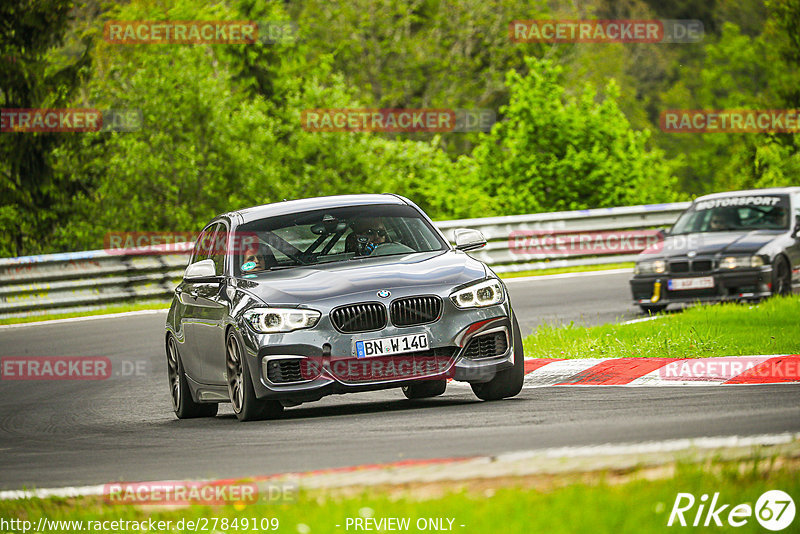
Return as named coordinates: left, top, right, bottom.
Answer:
left=240, top=242, right=276, bottom=272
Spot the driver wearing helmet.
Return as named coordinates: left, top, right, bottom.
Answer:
left=345, top=218, right=389, bottom=255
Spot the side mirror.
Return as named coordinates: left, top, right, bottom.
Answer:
left=793, top=215, right=800, bottom=237
left=454, top=229, right=487, bottom=251
left=184, top=259, right=217, bottom=280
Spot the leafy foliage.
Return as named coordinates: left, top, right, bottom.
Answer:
left=0, top=0, right=92, bottom=256
left=5, top=0, right=799, bottom=257
left=468, top=58, right=678, bottom=215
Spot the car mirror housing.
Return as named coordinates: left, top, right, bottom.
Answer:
left=794, top=214, right=800, bottom=237
left=184, top=259, right=217, bottom=280
left=453, top=228, right=487, bottom=251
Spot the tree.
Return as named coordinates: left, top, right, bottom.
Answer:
left=0, top=0, right=92, bottom=256
left=468, top=57, right=679, bottom=216
left=47, top=0, right=466, bottom=251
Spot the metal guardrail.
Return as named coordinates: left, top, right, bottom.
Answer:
left=0, top=202, right=690, bottom=317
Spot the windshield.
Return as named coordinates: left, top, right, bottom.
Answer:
left=234, top=204, right=447, bottom=275
left=671, top=194, right=790, bottom=235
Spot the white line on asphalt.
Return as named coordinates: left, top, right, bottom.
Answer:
left=0, top=484, right=106, bottom=501
left=502, top=268, right=632, bottom=283
left=0, top=309, right=169, bottom=330
left=620, top=314, right=667, bottom=325
left=495, top=432, right=799, bottom=461
left=3, top=432, right=796, bottom=500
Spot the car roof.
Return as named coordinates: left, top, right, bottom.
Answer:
left=226, top=194, right=410, bottom=224
left=694, top=187, right=800, bottom=202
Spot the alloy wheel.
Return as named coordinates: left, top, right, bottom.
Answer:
left=226, top=334, right=244, bottom=413
left=167, top=336, right=181, bottom=410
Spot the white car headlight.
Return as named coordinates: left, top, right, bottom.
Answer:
left=244, top=307, right=321, bottom=333
left=450, top=279, right=505, bottom=309
left=720, top=256, right=764, bottom=269
left=635, top=259, right=666, bottom=275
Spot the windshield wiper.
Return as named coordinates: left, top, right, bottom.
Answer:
left=266, top=264, right=301, bottom=271
left=348, top=251, right=418, bottom=262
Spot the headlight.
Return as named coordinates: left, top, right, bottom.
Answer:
left=243, top=307, right=320, bottom=333
left=635, top=259, right=666, bottom=275
left=450, top=279, right=505, bottom=309
left=720, top=256, right=764, bottom=269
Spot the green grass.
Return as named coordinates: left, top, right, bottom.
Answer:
left=0, top=301, right=170, bottom=326
left=523, top=295, right=800, bottom=359
left=498, top=262, right=633, bottom=279
left=1, top=458, right=796, bottom=533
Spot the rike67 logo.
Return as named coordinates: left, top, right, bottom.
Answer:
left=668, top=490, right=795, bottom=530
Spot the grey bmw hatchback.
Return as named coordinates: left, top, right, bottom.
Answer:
left=165, top=194, right=524, bottom=421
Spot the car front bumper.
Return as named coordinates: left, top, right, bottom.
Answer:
left=235, top=299, right=517, bottom=402
left=630, top=266, right=774, bottom=306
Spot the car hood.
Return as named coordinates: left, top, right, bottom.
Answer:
left=236, top=250, right=487, bottom=305
left=642, top=230, right=781, bottom=257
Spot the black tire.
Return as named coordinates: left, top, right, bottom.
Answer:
left=226, top=330, right=284, bottom=422
left=639, top=304, right=667, bottom=314
left=772, top=255, right=792, bottom=296
left=470, top=317, right=525, bottom=401
left=402, top=379, right=447, bottom=399
left=166, top=335, right=218, bottom=419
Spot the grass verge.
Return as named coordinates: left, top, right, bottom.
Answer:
left=0, top=457, right=796, bottom=533
left=497, top=262, right=633, bottom=279
left=523, top=295, right=800, bottom=359
left=0, top=301, right=170, bottom=326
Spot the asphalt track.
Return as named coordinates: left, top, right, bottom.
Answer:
left=1, top=270, right=799, bottom=491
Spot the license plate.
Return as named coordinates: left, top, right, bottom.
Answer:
left=355, top=333, right=429, bottom=358
left=668, top=277, right=714, bottom=290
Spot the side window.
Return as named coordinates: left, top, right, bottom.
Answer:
left=794, top=195, right=800, bottom=231
left=209, top=224, right=228, bottom=276
left=190, top=225, right=217, bottom=264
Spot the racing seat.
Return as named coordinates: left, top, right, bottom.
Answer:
left=344, top=232, right=360, bottom=254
